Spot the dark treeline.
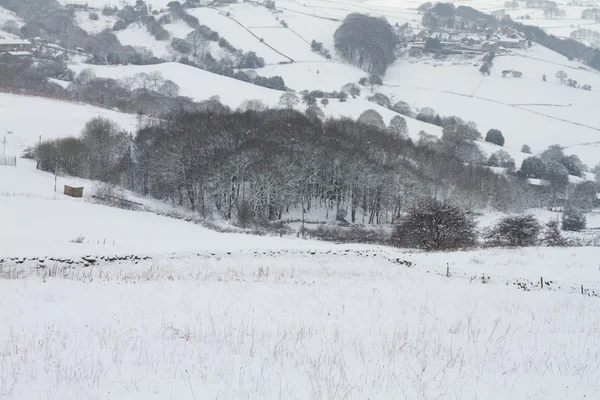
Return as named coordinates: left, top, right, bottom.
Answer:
left=36, top=109, right=540, bottom=225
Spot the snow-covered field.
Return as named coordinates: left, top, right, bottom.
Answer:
left=0, top=93, right=138, bottom=157
left=116, top=23, right=173, bottom=59
left=74, top=10, right=116, bottom=34
left=2, top=244, right=600, bottom=399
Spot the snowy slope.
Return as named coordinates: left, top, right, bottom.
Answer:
left=254, top=61, right=367, bottom=92
left=187, top=7, right=289, bottom=64
left=74, top=10, right=117, bottom=34
left=0, top=93, right=138, bottom=157
left=0, top=159, right=341, bottom=258
left=70, top=62, right=284, bottom=107
left=116, top=23, right=173, bottom=59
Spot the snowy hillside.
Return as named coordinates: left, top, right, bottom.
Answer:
left=70, top=62, right=284, bottom=107
left=0, top=93, right=138, bottom=157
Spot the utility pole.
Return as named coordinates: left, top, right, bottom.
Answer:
left=54, top=163, right=58, bottom=193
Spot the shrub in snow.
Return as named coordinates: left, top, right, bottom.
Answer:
left=521, top=144, right=531, bottom=154
left=392, top=199, right=477, bottom=251
left=391, top=100, right=411, bottom=116
left=542, top=219, right=567, bottom=247
left=102, top=6, right=118, bottom=16
left=519, top=156, right=545, bottom=178
left=112, top=19, right=127, bottom=31
left=171, top=37, right=192, bottom=54
left=69, top=235, right=86, bottom=244
left=341, top=83, right=361, bottom=98
left=369, top=74, right=383, bottom=86
left=89, top=12, right=99, bottom=20
left=485, top=215, right=541, bottom=247
left=562, top=207, right=586, bottom=231
left=485, top=128, right=504, bottom=146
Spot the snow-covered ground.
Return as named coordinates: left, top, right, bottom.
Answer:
left=0, top=93, right=138, bottom=157
left=187, top=7, right=290, bottom=64
left=74, top=10, right=117, bottom=34
left=116, top=23, right=174, bottom=59
left=0, top=5, right=22, bottom=28
left=2, top=245, right=600, bottom=399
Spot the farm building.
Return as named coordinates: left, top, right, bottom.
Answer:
left=0, top=37, right=33, bottom=56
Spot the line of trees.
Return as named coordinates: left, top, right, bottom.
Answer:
left=35, top=109, right=544, bottom=227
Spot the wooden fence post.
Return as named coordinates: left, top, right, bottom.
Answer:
left=540, top=277, right=543, bottom=289
left=581, top=284, right=584, bottom=295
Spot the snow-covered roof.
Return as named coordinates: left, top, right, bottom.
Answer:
left=499, top=37, right=520, bottom=43
left=527, top=178, right=550, bottom=186
left=1, top=51, right=32, bottom=56
left=568, top=175, right=585, bottom=184
left=0, top=38, right=31, bottom=45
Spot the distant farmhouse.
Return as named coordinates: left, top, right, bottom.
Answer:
left=0, top=37, right=33, bottom=56
left=65, top=2, right=89, bottom=11
left=404, top=24, right=527, bottom=55
left=185, top=0, right=213, bottom=7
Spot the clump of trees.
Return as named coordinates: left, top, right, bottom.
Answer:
left=37, top=117, right=132, bottom=183
left=519, top=145, right=585, bottom=179
left=487, top=150, right=515, bottom=171
left=555, top=70, right=592, bottom=91
left=334, top=13, right=397, bottom=74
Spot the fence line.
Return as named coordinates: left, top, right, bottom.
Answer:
left=0, top=157, right=16, bottom=166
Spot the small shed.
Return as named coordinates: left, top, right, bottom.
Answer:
left=64, top=185, right=84, bottom=198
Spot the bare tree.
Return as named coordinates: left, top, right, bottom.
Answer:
left=186, top=29, right=209, bottom=58
left=278, top=92, right=300, bottom=110
left=157, top=79, right=180, bottom=97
